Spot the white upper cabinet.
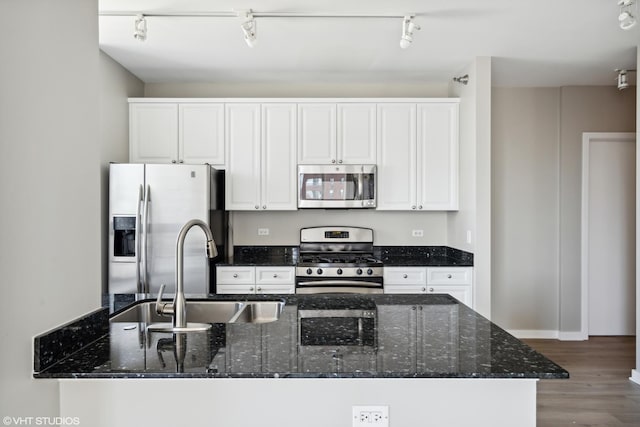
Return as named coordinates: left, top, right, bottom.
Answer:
left=336, top=103, right=377, bottom=164
left=226, top=103, right=297, bottom=211
left=377, top=102, right=459, bottom=211
left=298, top=103, right=376, bottom=165
left=129, top=102, right=225, bottom=166
left=129, top=103, right=178, bottom=164
left=261, top=103, right=297, bottom=210
left=417, top=103, right=459, bottom=210
left=179, top=103, right=225, bottom=165
left=297, top=103, right=337, bottom=164
left=376, top=103, right=417, bottom=210
left=225, top=104, right=261, bottom=210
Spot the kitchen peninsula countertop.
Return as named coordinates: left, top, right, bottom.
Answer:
left=34, top=294, right=566, bottom=380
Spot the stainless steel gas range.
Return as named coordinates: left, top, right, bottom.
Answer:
left=295, top=226, right=383, bottom=294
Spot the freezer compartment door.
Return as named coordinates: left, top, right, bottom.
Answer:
left=109, top=164, right=145, bottom=292
left=144, top=164, right=211, bottom=295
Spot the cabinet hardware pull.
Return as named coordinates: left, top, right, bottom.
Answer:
left=233, top=273, right=238, bottom=278
left=418, top=205, right=423, bottom=209
left=447, top=274, right=452, bottom=279
left=403, top=274, right=408, bottom=279
left=273, top=274, right=278, bottom=278
left=262, top=205, right=266, bottom=209
left=249, top=287, right=254, bottom=292
left=254, top=205, right=259, bottom=209
left=171, top=160, right=177, bottom=164
left=429, top=287, right=434, bottom=292
left=411, top=205, right=416, bottom=210
left=331, top=159, right=336, bottom=164
left=421, top=287, right=426, bottom=292
left=257, top=287, right=261, bottom=291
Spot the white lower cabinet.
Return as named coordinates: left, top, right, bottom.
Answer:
left=216, top=266, right=295, bottom=294
left=383, top=267, right=473, bottom=307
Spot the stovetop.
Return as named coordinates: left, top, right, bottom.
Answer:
left=298, top=254, right=382, bottom=266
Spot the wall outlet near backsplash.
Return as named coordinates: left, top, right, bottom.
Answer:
left=411, top=229, right=424, bottom=237
left=257, top=228, right=270, bottom=236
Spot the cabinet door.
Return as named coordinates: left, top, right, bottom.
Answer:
left=225, top=104, right=261, bottom=210
left=261, top=104, right=297, bottom=210
left=417, top=103, right=459, bottom=210
left=179, top=103, right=225, bottom=166
left=426, top=285, right=472, bottom=307
left=376, top=104, right=417, bottom=210
left=129, top=103, right=178, bottom=163
left=216, top=284, right=256, bottom=294
left=297, top=103, right=336, bottom=164
left=337, top=103, right=376, bottom=164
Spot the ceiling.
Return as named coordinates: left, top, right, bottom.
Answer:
left=98, top=0, right=639, bottom=87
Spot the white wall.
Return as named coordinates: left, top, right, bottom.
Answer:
left=635, top=45, right=640, bottom=383
left=231, top=210, right=448, bottom=247
left=99, top=51, right=144, bottom=291
left=492, top=88, right=560, bottom=333
left=0, top=0, right=100, bottom=419
left=448, top=57, right=492, bottom=319
left=144, top=82, right=450, bottom=98
left=491, top=86, right=636, bottom=335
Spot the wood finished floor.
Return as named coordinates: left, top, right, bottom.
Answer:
left=524, top=337, right=640, bottom=427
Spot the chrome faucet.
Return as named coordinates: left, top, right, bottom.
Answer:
left=152, top=219, right=217, bottom=332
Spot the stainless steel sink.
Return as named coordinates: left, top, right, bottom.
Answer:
left=110, top=300, right=284, bottom=325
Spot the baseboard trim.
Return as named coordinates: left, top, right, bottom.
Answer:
left=507, top=330, right=559, bottom=339
left=630, top=369, right=640, bottom=385
left=558, top=331, right=588, bottom=341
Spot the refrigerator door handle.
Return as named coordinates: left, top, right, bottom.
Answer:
left=142, top=184, right=150, bottom=293
left=135, top=184, right=143, bottom=293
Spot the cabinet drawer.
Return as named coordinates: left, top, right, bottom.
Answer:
left=256, top=284, right=295, bottom=294
left=383, top=267, right=427, bottom=286
left=426, top=267, right=472, bottom=285
left=256, top=267, right=295, bottom=285
left=216, top=284, right=256, bottom=294
left=383, top=284, right=427, bottom=294
left=216, top=267, right=255, bottom=284
left=426, top=285, right=472, bottom=307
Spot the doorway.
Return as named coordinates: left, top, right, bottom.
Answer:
left=581, top=132, right=636, bottom=336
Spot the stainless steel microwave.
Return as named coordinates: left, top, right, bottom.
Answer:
left=298, top=164, right=376, bottom=208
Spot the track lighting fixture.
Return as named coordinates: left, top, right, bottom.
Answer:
left=617, top=0, right=637, bottom=30
left=452, top=74, right=469, bottom=85
left=133, top=14, right=147, bottom=41
left=400, top=16, right=420, bottom=49
left=615, top=69, right=636, bottom=90
left=239, top=10, right=257, bottom=47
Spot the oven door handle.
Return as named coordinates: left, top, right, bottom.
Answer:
left=296, top=280, right=382, bottom=287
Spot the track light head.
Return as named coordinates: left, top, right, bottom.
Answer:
left=617, top=0, right=638, bottom=29
left=133, top=14, right=147, bottom=41
left=400, top=16, right=420, bottom=49
left=239, top=10, right=257, bottom=47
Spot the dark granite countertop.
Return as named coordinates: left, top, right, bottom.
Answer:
left=34, top=294, right=566, bottom=380
left=221, top=245, right=473, bottom=267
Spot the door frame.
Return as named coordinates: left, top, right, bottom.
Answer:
left=580, top=132, right=636, bottom=339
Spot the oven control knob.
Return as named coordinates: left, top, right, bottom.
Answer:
left=337, top=268, right=343, bottom=275
left=356, top=268, right=363, bottom=275
left=367, top=268, right=373, bottom=275
left=306, top=268, right=312, bottom=275
left=317, top=268, right=323, bottom=275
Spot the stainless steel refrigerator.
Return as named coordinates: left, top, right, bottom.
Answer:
left=108, top=163, right=227, bottom=295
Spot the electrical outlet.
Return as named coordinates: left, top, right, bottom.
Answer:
left=352, top=406, right=389, bottom=427
left=411, top=229, right=424, bottom=237
left=257, top=228, right=269, bottom=236
left=466, top=230, right=472, bottom=244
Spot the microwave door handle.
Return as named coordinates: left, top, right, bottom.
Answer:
left=356, top=175, right=364, bottom=203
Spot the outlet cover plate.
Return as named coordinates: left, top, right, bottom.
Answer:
left=352, top=405, right=389, bottom=427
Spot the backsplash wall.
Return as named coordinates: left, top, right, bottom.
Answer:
left=230, top=210, right=448, bottom=246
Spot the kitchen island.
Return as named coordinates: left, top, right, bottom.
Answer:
left=34, top=294, right=567, bottom=427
